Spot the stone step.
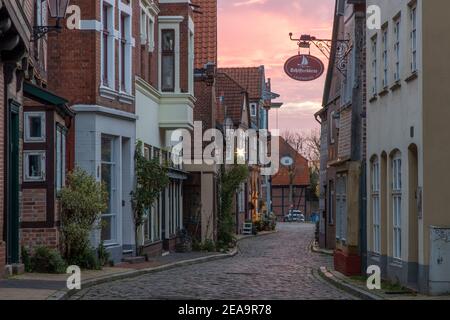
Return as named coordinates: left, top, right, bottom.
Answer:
left=122, top=256, right=146, bottom=264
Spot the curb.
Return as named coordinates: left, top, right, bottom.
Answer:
left=310, top=241, right=334, bottom=256
left=317, top=266, right=383, bottom=300
left=49, top=231, right=276, bottom=300
left=48, top=249, right=238, bottom=300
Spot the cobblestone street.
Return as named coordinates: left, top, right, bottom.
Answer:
left=73, top=223, right=355, bottom=300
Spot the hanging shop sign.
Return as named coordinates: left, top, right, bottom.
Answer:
left=284, top=54, right=325, bottom=82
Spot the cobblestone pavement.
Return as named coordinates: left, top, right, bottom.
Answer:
left=73, top=223, right=355, bottom=300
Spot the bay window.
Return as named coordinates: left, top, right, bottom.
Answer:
left=56, top=125, right=67, bottom=192
left=161, top=29, right=175, bottom=92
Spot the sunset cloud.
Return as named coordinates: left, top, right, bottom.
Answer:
left=218, top=0, right=334, bottom=133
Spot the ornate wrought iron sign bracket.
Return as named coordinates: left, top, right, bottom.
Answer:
left=289, top=33, right=352, bottom=76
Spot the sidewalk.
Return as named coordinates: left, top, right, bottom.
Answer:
left=0, top=231, right=277, bottom=300
left=317, top=265, right=450, bottom=300
left=0, top=250, right=236, bottom=300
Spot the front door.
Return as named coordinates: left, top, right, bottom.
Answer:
left=7, top=100, right=20, bottom=264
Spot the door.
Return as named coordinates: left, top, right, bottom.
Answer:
left=7, top=101, right=20, bottom=264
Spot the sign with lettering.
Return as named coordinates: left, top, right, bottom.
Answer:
left=284, top=54, right=325, bottom=81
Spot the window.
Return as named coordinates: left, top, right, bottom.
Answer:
left=393, top=18, right=401, bottom=81
left=161, top=29, right=175, bottom=92
left=328, top=180, right=334, bottom=225
left=140, top=9, right=147, bottom=43
left=329, top=111, right=335, bottom=144
left=392, top=153, right=402, bottom=259
left=101, top=135, right=117, bottom=244
left=250, top=103, right=257, bottom=117
left=372, top=158, right=381, bottom=254
left=410, top=6, right=417, bottom=72
left=24, top=151, right=46, bottom=182
left=102, top=4, right=113, bottom=87
left=238, top=183, right=246, bottom=213
left=382, top=26, right=388, bottom=88
left=336, top=174, right=347, bottom=241
left=119, top=12, right=131, bottom=93
left=371, top=36, right=378, bottom=95
left=56, top=125, right=67, bottom=192
left=148, top=17, right=155, bottom=52
left=24, top=112, right=46, bottom=142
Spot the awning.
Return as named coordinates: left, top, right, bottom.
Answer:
left=23, top=82, right=74, bottom=117
left=168, top=168, right=189, bottom=180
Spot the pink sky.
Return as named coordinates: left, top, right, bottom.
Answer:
left=217, top=0, right=335, bottom=134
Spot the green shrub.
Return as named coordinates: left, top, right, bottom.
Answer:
left=60, top=168, right=108, bottom=270
left=21, top=246, right=32, bottom=273
left=31, top=246, right=67, bottom=274
left=192, top=240, right=202, bottom=252
left=97, top=241, right=111, bottom=267
left=69, top=247, right=101, bottom=270
left=201, top=239, right=216, bottom=252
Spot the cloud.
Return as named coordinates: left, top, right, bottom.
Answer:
left=233, top=0, right=267, bottom=7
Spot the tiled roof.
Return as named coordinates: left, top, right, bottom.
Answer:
left=215, top=73, right=247, bottom=126
left=218, top=67, right=264, bottom=100
left=192, top=0, right=217, bottom=69
left=272, top=137, right=310, bottom=186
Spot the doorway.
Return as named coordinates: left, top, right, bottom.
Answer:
left=7, top=100, right=20, bottom=264
left=408, top=144, right=419, bottom=286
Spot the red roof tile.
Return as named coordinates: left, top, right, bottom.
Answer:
left=272, top=137, right=310, bottom=186
left=192, top=0, right=217, bottom=69
left=215, top=73, right=247, bottom=126
left=218, top=67, right=264, bottom=100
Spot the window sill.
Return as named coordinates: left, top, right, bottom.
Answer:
left=390, top=259, right=403, bottom=268
left=99, top=85, right=119, bottom=100
left=378, top=87, right=389, bottom=97
left=390, top=81, right=401, bottom=92
left=118, top=91, right=135, bottom=105
left=369, top=94, right=378, bottom=103
left=405, top=71, right=418, bottom=83
left=143, top=240, right=163, bottom=247
left=104, top=243, right=120, bottom=248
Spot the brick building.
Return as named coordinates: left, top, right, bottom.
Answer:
left=1, top=0, right=73, bottom=277
left=271, top=137, right=310, bottom=221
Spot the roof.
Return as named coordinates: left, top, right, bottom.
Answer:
left=218, top=67, right=264, bottom=101
left=215, top=73, right=247, bottom=126
left=192, top=0, right=217, bottom=69
left=272, top=137, right=310, bottom=186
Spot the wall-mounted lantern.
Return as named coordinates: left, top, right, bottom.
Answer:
left=32, top=0, right=70, bottom=41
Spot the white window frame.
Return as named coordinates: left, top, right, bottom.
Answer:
left=119, top=11, right=132, bottom=94
left=382, top=26, right=388, bottom=88
left=24, top=112, right=46, bottom=143
left=393, top=17, right=401, bottom=82
left=158, top=16, right=183, bottom=93
left=56, top=125, right=67, bottom=192
left=101, top=135, right=118, bottom=245
left=372, top=158, right=381, bottom=254
left=250, top=103, right=258, bottom=117
left=101, top=2, right=115, bottom=89
left=392, top=153, right=402, bottom=260
left=371, top=35, right=378, bottom=95
left=410, top=5, right=417, bottom=72
left=24, top=151, right=46, bottom=182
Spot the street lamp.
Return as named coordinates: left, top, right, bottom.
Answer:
left=32, top=0, right=71, bottom=41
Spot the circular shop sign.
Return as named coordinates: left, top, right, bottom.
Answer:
left=284, top=54, right=325, bottom=81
